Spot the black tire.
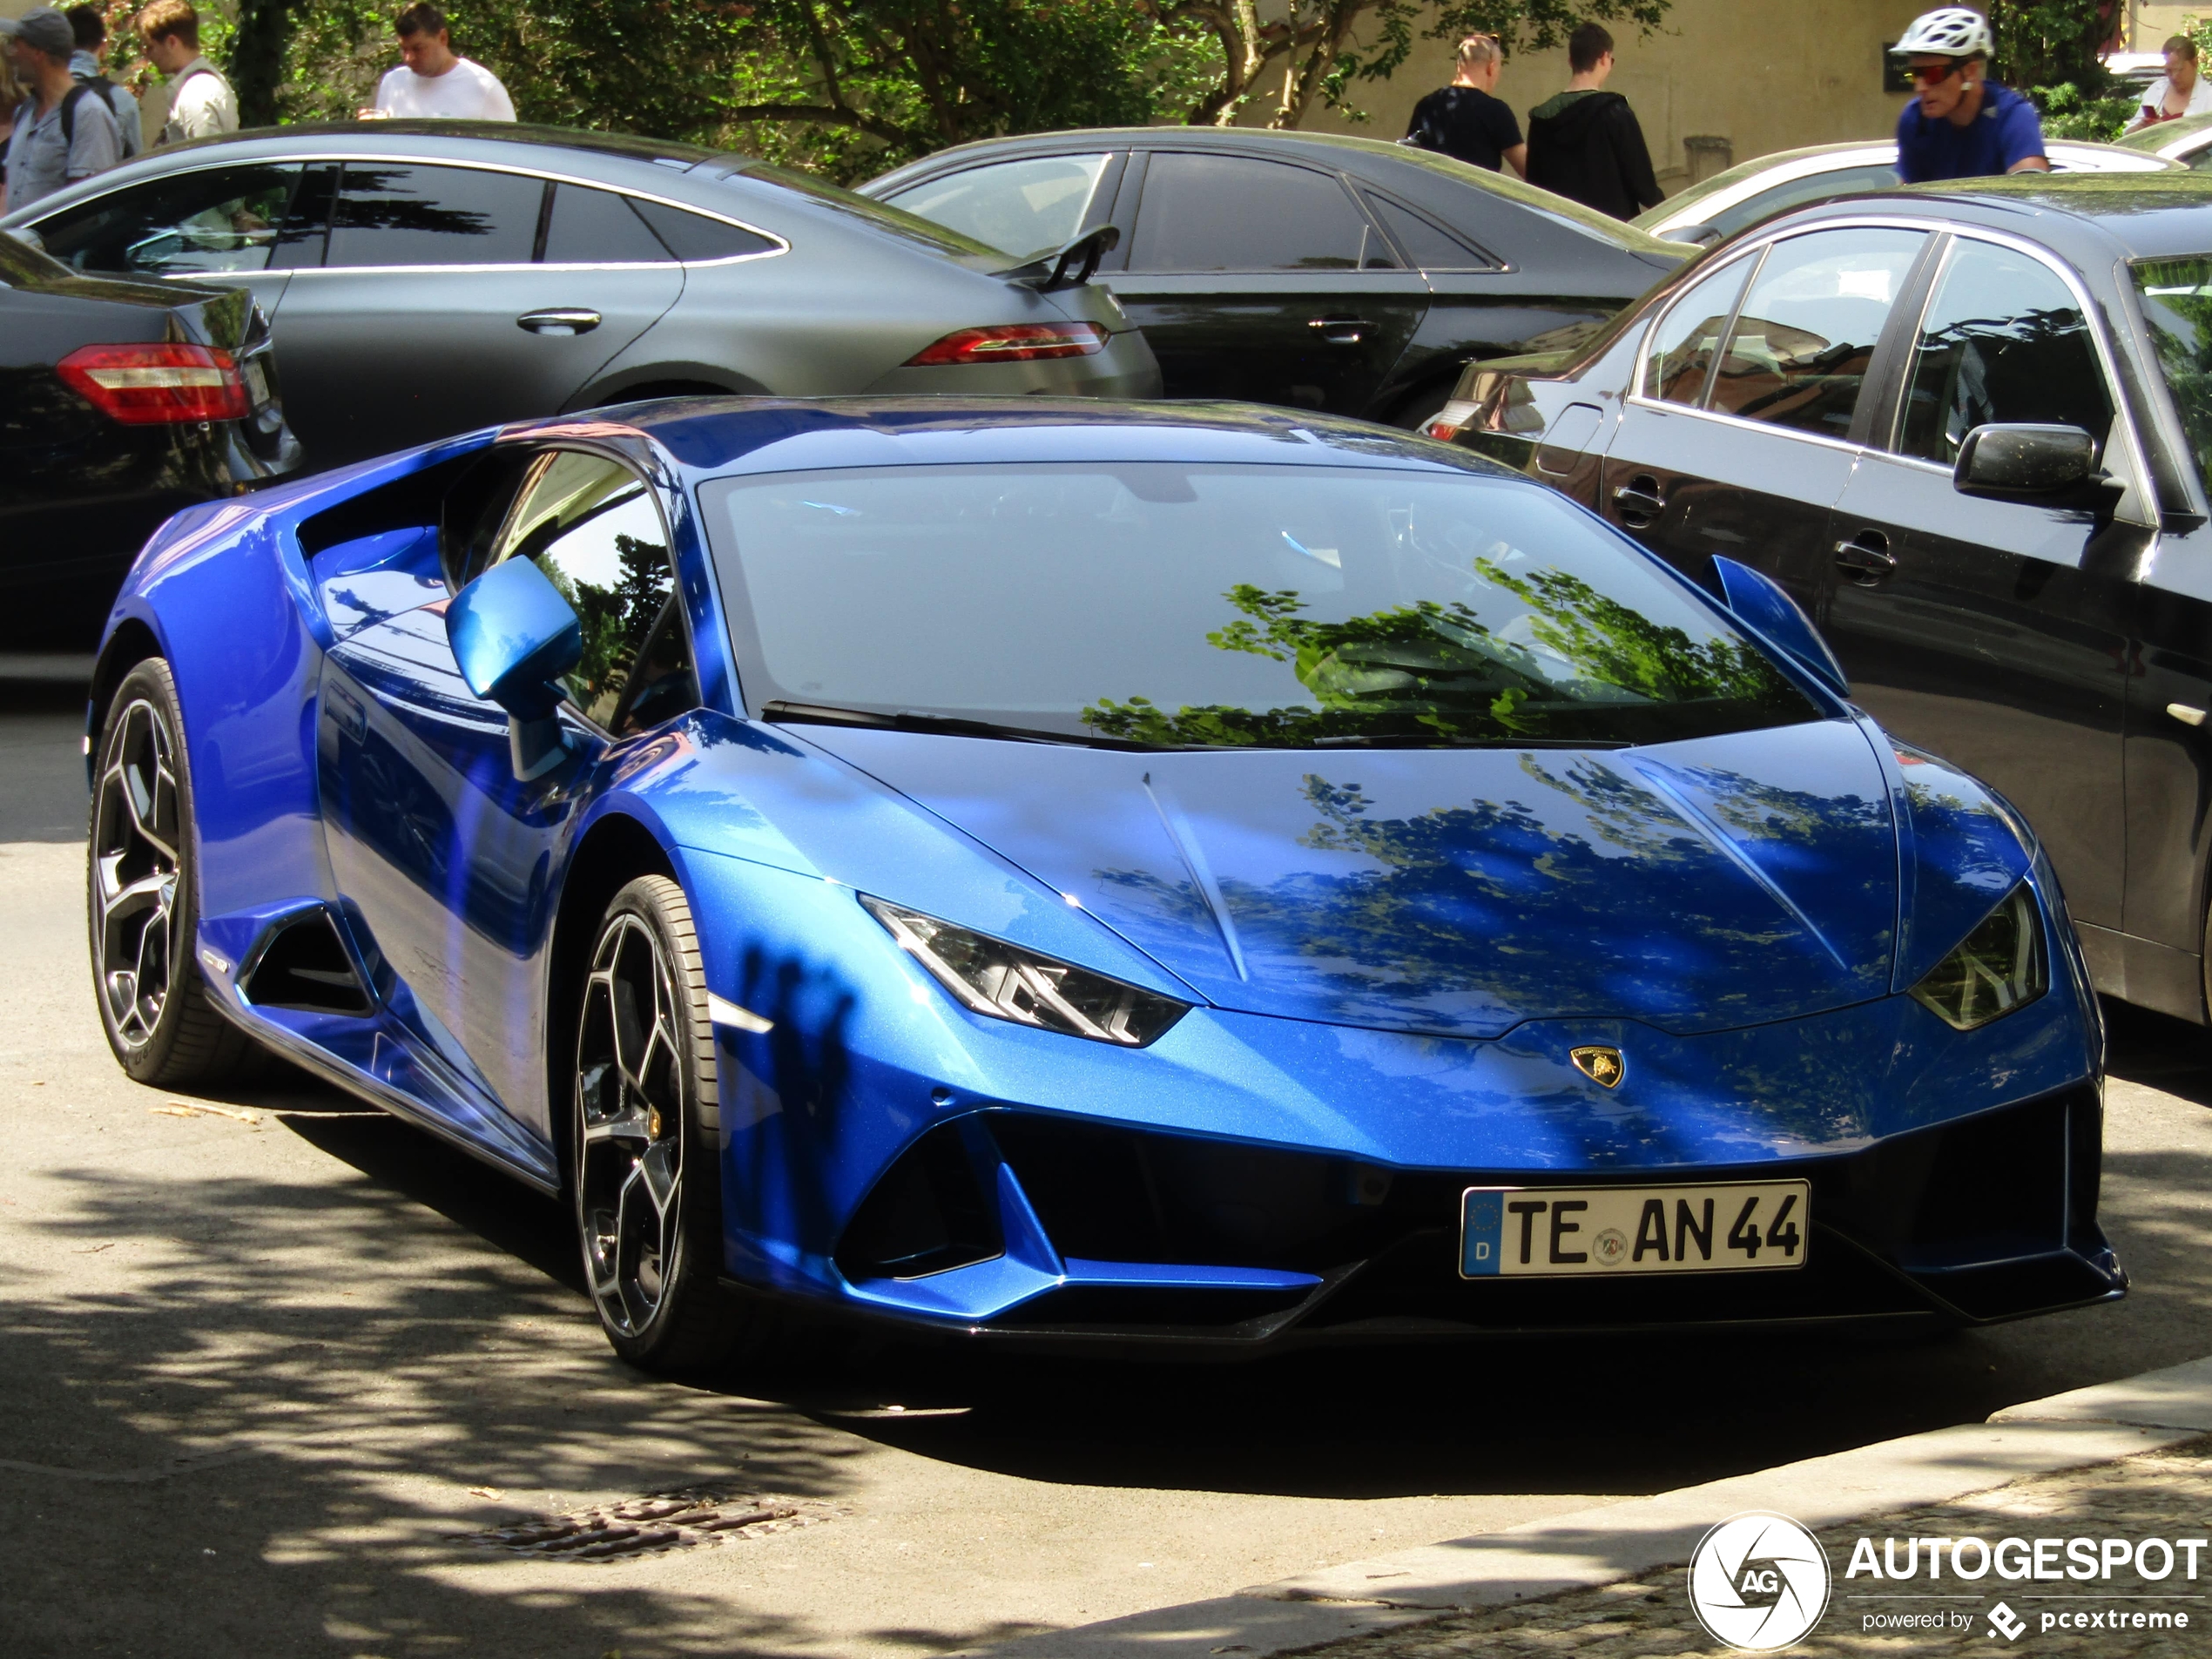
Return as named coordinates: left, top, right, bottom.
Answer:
left=571, top=874, right=745, bottom=1374
left=87, top=659, right=260, bottom=1087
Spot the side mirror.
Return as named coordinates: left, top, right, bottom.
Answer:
left=445, top=557, right=582, bottom=779
left=1953, top=423, right=2104, bottom=501
left=1710, top=556, right=1849, bottom=698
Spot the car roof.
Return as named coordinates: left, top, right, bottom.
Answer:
left=859, top=125, right=1686, bottom=262
left=160, top=118, right=721, bottom=170
left=563, top=396, right=1515, bottom=482
left=2114, top=111, right=2212, bottom=154
left=0, top=120, right=1008, bottom=265
left=1637, top=138, right=2175, bottom=233
left=1854, top=171, right=2212, bottom=260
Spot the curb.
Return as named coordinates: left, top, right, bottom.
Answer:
left=949, top=1354, right=2212, bottom=1658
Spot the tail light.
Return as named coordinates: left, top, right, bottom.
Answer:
left=1425, top=399, right=1479, bottom=442
left=906, top=321, right=1109, bottom=366
left=57, top=343, right=250, bottom=425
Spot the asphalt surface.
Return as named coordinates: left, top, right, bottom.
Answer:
left=4, top=683, right=2211, bottom=1658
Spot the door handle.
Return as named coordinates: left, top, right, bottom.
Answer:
left=1833, top=532, right=1896, bottom=586
left=1612, top=475, right=1665, bottom=529
left=1309, top=316, right=1373, bottom=346
left=517, top=308, right=602, bottom=336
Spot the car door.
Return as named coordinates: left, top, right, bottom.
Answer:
left=1105, top=149, right=1428, bottom=415
left=23, top=158, right=320, bottom=325
left=1822, top=232, right=2147, bottom=932
left=318, top=445, right=702, bottom=1139
left=274, top=163, right=685, bottom=468
left=1601, top=225, right=1931, bottom=610
left=875, top=149, right=1124, bottom=258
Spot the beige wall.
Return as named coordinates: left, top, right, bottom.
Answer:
left=2129, top=3, right=2204, bottom=49
left=1273, top=0, right=1932, bottom=196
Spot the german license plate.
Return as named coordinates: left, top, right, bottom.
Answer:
left=1460, top=1180, right=1809, bottom=1278
left=242, top=357, right=270, bottom=408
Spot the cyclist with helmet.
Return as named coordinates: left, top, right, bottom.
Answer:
left=1892, top=8, right=2049, bottom=183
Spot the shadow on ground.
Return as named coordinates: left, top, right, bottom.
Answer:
left=5, top=998, right=2209, bottom=1656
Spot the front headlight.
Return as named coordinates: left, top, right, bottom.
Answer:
left=1908, top=881, right=2047, bottom=1030
left=861, top=894, right=1190, bottom=1047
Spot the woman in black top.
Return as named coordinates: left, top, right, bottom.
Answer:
left=1405, top=34, right=1526, bottom=177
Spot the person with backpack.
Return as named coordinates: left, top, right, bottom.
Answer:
left=65, top=5, right=141, bottom=159
left=2, top=7, right=119, bottom=214
left=1523, top=22, right=1662, bottom=220
left=135, top=2, right=236, bottom=144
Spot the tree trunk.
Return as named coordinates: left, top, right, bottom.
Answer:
left=228, top=0, right=301, bottom=128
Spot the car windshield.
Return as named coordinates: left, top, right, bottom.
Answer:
left=2131, top=256, right=2212, bottom=495
left=702, top=462, right=1819, bottom=748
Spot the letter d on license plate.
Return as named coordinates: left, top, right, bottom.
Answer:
left=1460, top=1180, right=1809, bottom=1278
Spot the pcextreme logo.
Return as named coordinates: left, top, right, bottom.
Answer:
left=1688, top=1511, right=1833, bottom=1651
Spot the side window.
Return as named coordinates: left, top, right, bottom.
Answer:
left=327, top=164, right=544, bottom=268
left=492, top=452, right=695, bottom=730
left=1894, top=238, right=2115, bottom=467
left=30, top=164, right=300, bottom=276
left=1365, top=194, right=1488, bottom=271
left=1641, top=253, right=1754, bottom=404
left=1127, top=153, right=1375, bottom=273
left=886, top=153, right=1112, bottom=257
left=541, top=183, right=670, bottom=264
left=1707, top=228, right=1927, bottom=437
left=1705, top=164, right=1902, bottom=242
left=626, top=198, right=779, bottom=262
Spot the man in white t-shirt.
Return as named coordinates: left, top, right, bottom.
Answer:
left=365, top=3, right=514, bottom=122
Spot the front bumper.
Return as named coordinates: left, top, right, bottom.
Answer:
left=819, top=1082, right=2121, bottom=1348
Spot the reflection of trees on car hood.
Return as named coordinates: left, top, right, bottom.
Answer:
left=1175, top=753, right=1897, bottom=1035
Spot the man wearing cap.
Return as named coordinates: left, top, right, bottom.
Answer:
left=2, top=5, right=119, bottom=213
left=1892, top=7, right=2049, bottom=184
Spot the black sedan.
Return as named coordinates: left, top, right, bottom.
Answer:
left=2, top=124, right=1155, bottom=474
left=860, top=127, right=1685, bottom=429
left=1431, top=173, right=2212, bottom=1030
left=0, top=230, right=296, bottom=670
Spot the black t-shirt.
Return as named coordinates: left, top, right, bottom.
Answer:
left=1405, top=85, right=1523, bottom=172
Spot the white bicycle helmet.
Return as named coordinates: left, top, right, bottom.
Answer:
left=1893, top=8, right=1994, bottom=58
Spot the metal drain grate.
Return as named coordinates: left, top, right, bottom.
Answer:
left=455, top=1487, right=840, bottom=1561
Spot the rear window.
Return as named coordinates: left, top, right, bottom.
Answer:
left=711, top=158, right=1002, bottom=259
left=702, top=462, right=1819, bottom=749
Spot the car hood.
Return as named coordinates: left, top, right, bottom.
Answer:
left=797, top=717, right=1907, bottom=1038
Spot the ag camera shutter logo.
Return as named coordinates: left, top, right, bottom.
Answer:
left=1688, top=1511, right=1833, bottom=1651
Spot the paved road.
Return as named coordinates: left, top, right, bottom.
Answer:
left=4, top=688, right=2209, bottom=1657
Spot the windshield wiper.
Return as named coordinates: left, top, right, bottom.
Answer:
left=758, top=700, right=1097, bottom=746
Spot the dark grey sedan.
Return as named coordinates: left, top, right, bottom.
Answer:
left=3, top=123, right=1156, bottom=471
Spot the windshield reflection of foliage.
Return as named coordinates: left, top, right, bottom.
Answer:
left=1081, top=561, right=1797, bottom=747
left=1098, top=758, right=1892, bottom=1034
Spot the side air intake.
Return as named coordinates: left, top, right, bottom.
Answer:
left=239, top=911, right=374, bottom=1015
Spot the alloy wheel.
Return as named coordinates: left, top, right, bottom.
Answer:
left=576, top=911, right=690, bottom=1337
left=91, top=697, right=184, bottom=1050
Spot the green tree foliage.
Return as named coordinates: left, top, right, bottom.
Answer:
left=225, top=0, right=1670, bottom=183
left=1172, top=0, right=1669, bottom=131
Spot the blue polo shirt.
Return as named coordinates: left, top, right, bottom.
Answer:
left=1896, top=81, right=2047, bottom=183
